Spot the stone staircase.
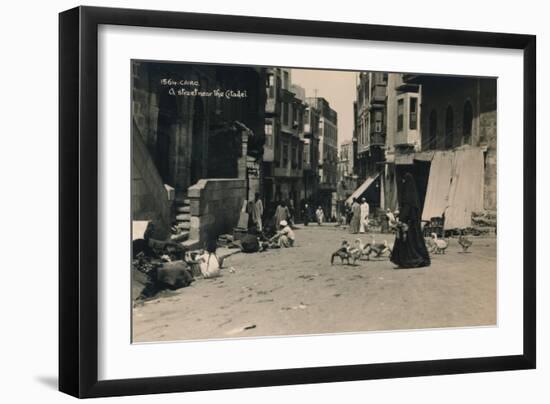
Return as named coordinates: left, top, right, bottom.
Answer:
left=173, top=197, right=200, bottom=249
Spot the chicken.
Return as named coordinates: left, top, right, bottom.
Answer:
left=331, top=241, right=361, bottom=265
left=426, top=237, right=437, bottom=253
left=458, top=234, right=473, bottom=253
left=364, top=236, right=392, bottom=259
left=431, top=233, right=448, bottom=254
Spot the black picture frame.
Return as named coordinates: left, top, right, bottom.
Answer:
left=59, top=6, right=536, bottom=398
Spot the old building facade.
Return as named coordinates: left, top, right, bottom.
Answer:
left=350, top=71, right=496, bottom=230
left=355, top=72, right=388, bottom=183
left=132, top=61, right=266, bottom=242
left=306, top=97, right=338, bottom=216
left=263, top=68, right=308, bottom=216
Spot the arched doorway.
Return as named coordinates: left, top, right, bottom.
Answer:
left=463, top=101, right=473, bottom=145
left=428, top=110, right=437, bottom=150
left=190, top=98, right=206, bottom=186
left=445, top=106, right=454, bottom=149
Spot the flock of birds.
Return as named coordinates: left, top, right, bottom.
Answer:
left=427, top=232, right=473, bottom=254
left=331, top=232, right=474, bottom=266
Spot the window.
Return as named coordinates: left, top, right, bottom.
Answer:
left=282, top=144, right=289, bottom=167
left=445, top=106, right=454, bottom=149
left=375, top=111, right=383, bottom=133
left=409, top=97, right=418, bottom=130
left=463, top=101, right=473, bottom=145
left=282, top=102, right=289, bottom=126
left=267, top=74, right=275, bottom=97
left=283, top=70, right=289, bottom=90
left=264, top=123, right=273, bottom=147
left=397, top=99, right=404, bottom=132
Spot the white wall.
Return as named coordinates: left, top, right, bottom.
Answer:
left=0, top=0, right=547, bottom=403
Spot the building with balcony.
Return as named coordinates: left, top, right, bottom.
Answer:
left=382, top=74, right=497, bottom=230
left=350, top=72, right=388, bottom=210
left=356, top=72, right=388, bottom=173
left=306, top=97, right=338, bottom=218
left=302, top=103, right=321, bottom=203
left=338, top=141, right=354, bottom=178
left=263, top=68, right=307, bottom=216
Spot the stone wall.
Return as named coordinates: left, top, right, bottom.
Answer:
left=418, top=77, right=497, bottom=212
left=132, top=121, right=173, bottom=239
left=188, top=179, right=246, bottom=244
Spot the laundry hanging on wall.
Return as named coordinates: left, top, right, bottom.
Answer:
left=421, top=147, right=485, bottom=229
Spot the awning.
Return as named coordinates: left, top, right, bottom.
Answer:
left=345, top=173, right=380, bottom=205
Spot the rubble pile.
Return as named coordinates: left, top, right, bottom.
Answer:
left=132, top=252, right=195, bottom=301
left=471, top=211, right=497, bottom=235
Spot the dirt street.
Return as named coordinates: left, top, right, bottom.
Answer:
left=132, top=224, right=496, bottom=343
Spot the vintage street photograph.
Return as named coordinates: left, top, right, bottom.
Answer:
left=131, top=61, right=497, bottom=343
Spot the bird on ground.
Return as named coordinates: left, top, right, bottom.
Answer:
left=431, top=233, right=449, bottom=254
left=458, top=232, right=473, bottom=253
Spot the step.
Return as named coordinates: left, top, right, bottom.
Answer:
left=177, top=222, right=191, bottom=230
left=182, top=238, right=200, bottom=250
left=175, top=205, right=191, bottom=213
left=170, top=231, right=189, bottom=242
left=176, top=213, right=191, bottom=222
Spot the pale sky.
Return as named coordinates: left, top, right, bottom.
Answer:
left=291, top=68, right=357, bottom=146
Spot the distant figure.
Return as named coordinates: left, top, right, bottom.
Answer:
left=359, top=197, right=370, bottom=233
left=274, top=201, right=290, bottom=230
left=349, top=198, right=361, bottom=234
left=315, top=206, right=325, bottom=225
left=302, top=203, right=311, bottom=226
left=270, top=220, right=295, bottom=248
left=390, top=173, right=431, bottom=269
left=252, top=192, right=264, bottom=232
left=382, top=208, right=396, bottom=233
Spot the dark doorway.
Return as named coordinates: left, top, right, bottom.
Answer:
left=190, top=98, right=205, bottom=186
left=396, top=161, right=431, bottom=213
left=445, top=106, right=454, bottom=149
left=463, top=101, right=473, bottom=145
left=428, top=110, right=437, bottom=150
left=156, top=92, right=178, bottom=186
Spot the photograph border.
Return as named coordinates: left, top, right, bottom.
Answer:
left=59, top=6, right=536, bottom=398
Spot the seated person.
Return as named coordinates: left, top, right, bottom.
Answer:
left=270, top=220, right=295, bottom=248
left=187, top=238, right=222, bottom=278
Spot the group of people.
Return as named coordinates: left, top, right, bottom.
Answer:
left=348, top=197, right=370, bottom=234
left=246, top=172, right=431, bottom=269
left=340, top=173, right=431, bottom=269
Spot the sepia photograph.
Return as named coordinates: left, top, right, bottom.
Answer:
left=131, top=60, right=497, bottom=343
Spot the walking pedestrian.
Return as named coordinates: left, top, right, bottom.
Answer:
left=349, top=198, right=361, bottom=234
left=302, top=203, right=311, bottom=226
left=390, top=172, right=431, bottom=269
left=315, top=206, right=325, bottom=226
left=359, top=197, right=370, bottom=233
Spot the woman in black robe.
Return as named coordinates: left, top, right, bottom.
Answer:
left=390, top=172, right=431, bottom=269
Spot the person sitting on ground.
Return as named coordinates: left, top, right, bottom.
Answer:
left=187, top=238, right=222, bottom=278
left=270, top=220, right=295, bottom=248
left=241, top=232, right=261, bottom=253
